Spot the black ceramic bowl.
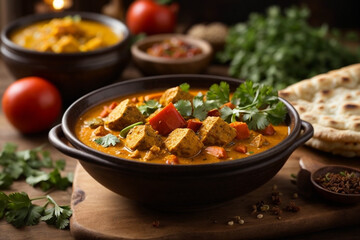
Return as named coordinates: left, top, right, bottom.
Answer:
left=49, top=75, right=313, bottom=210
left=1, top=12, right=130, bottom=105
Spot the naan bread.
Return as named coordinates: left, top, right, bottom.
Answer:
left=279, top=63, right=360, bottom=157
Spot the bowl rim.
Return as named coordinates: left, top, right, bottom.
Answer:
left=1, top=11, right=130, bottom=57
left=131, top=34, right=213, bottom=64
left=60, top=74, right=305, bottom=170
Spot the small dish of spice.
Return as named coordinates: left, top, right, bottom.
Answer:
left=314, top=170, right=360, bottom=195
left=310, top=166, right=360, bottom=204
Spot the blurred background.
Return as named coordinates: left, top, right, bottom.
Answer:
left=1, top=0, right=360, bottom=31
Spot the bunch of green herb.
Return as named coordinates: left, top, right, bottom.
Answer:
left=173, top=81, right=287, bottom=130
left=0, top=143, right=72, bottom=191
left=0, top=192, right=71, bottom=229
left=217, top=6, right=360, bottom=90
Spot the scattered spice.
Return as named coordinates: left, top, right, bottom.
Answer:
left=292, top=193, right=299, bottom=199
left=152, top=220, right=160, bottom=228
left=284, top=201, right=300, bottom=212
left=227, top=220, right=234, bottom=226
left=257, top=214, right=264, bottom=219
left=271, top=191, right=282, bottom=205
left=314, top=171, right=360, bottom=194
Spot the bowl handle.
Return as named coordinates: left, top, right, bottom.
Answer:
left=286, top=120, right=313, bottom=153
left=48, top=124, right=119, bottom=168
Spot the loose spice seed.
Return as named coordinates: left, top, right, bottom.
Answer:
left=239, top=219, right=245, bottom=225
left=152, top=220, right=160, bottom=227
left=257, top=214, right=264, bottom=219
left=227, top=220, right=234, bottom=226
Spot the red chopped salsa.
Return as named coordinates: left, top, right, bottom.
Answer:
left=147, top=38, right=202, bottom=58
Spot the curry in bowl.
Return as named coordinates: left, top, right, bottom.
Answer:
left=75, top=81, right=289, bottom=165
left=10, top=16, right=122, bottom=53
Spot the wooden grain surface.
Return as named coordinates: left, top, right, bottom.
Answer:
left=0, top=58, right=360, bottom=240
left=70, top=147, right=360, bottom=240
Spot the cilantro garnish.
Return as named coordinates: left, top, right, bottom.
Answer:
left=93, top=134, right=120, bottom=147
left=206, top=82, right=230, bottom=107
left=0, top=143, right=72, bottom=191
left=192, top=93, right=218, bottom=121
left=138, top=100, right=162, bottom=117
left=220, top=80, right=287, bottom=130
left=174, top=100, right=192, bottom=117
left=179, top=83, right=190, bottom=92
left=0, top=192, right=71, bottom=229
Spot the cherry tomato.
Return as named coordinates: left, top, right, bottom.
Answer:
left=2, top=77, right=62, bottom=134
left=126, top=0, right=178, bottom=35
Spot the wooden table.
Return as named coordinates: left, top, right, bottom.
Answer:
left=0, top=58, right=359, bottom=240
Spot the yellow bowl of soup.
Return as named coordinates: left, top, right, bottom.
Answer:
left=1, top=12, right=130, bottom=105
left=49, top=75, right=313, bottom=210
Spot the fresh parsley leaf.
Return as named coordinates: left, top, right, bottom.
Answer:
left=221, top=80, right=287, bottom=130
left=0, top=192, right=9, bottom=219
left=55, top=159, right=66, bottom=171
left=40, top=195, right=72, bottom=229
left=1, top=192, right=72, bottom=229
left=220, top=106, right=233, bottom=122
left=179, top=83, right=190, bottom=92
left=93, top=134, right=120, bottom=147
left=4, top=192, right=44, bottom=228
left=138, top=100, right=162, bottom=117
left=206, top=82, right=230, bottom=106
left=174, top=100, right=192, bottom=117
left=192, top=93, right=208, bottom=121
left=25, top=170, right=49, bottom=187
left=218, top=6, right=360, bottom=90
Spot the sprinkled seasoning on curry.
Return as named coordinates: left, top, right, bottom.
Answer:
left=75, top=81, right=289, bottom=165
left=11, top=16, right=121, bottom=53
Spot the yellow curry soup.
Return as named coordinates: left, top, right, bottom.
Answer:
left=11, top=16, right=122, bottom=53
left=75, top=86, right=289, bottom=165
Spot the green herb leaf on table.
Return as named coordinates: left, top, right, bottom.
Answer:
left=93, top=134, right=120, bottom=147
left=40, top=195, right=72, bottom=230
left=138, top=100, right=162, bottom=117
left=0, top=192, right=72, bottom=229
left=174, top=100, right=192, bottom=117
left=0, top=143, right=71, bottom=191
left=5, top=192, right=44, bottom=228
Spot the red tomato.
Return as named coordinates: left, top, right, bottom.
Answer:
left=2, top=77, right=62, bottom=134
left=126, top=0, right=178, bottom=35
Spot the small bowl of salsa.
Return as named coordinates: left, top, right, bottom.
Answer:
left=131, top=34, right=213, bottom=75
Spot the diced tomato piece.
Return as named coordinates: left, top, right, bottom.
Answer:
left=108, top=102, right=118, bottom=110
left=165, top=155, right=179, bottom=165
left=187, top=119, right=202, bottom=132
left=99, top=106, right=110, bottom=118
left=230, top=121, right=250, bottom=140
left=148, top=102, right=187, bottom=135
left=205, top=146, right=227, bottom=159
left=222, top=102, right=236, bottom=109
left=207, top=109, right=221, bottom=117
left=234, top=144, right=247, bottom=154
left=260, top=124, right=276, bottom=136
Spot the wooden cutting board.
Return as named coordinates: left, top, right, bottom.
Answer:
left=70, top=147, right=360, bottom=240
